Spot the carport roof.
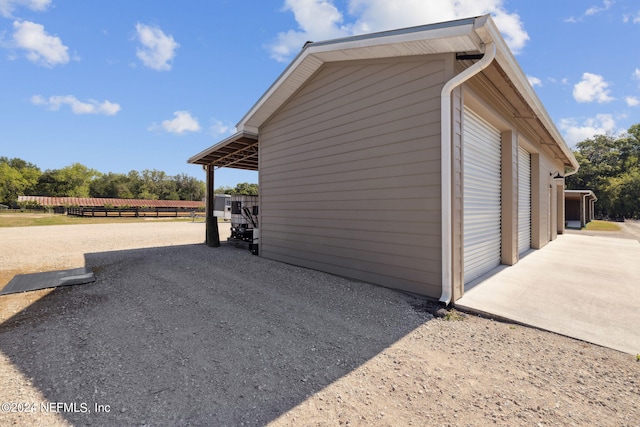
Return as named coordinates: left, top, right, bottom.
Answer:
left=565, top=189, right=598, bottom=201
left=187, top=131, right=259, bottom=170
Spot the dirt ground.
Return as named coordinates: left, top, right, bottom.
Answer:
left=0, top=222, right=638, bottom=426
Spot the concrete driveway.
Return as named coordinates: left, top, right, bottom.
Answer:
left=456, top=230, right=640, bottom=355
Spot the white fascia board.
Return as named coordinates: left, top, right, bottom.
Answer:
left=565, top=189, right=597, bottom=201
left=239, top=125, right=259, bottom=134
left=187, top=145, right=215, bottom=165
left=308, top=21, right=477, bottom=55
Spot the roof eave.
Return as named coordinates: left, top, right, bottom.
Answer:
left=236, top=15, right=578, bottom=172
left=477, top=19, right=579, bottom=172
left=187, top=130, right=259, bottom=166
left=195, top=15, right=577, bottom=174
left=565, top=189, right=598, bottom=201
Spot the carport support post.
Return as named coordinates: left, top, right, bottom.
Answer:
left=205, top=164, right=220, bottom=247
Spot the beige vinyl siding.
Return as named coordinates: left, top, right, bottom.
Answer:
left=537, top=154, right=564, bottom=245
left=451, top=86, right=464, bottom=300
left=501, top=130, right=519, bottom=266
left=517, top=146, right=532, bottom=254
left=259, top=56, right=448, bottom=297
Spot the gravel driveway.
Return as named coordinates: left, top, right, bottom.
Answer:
left=0, top=222, right=638, bottom=426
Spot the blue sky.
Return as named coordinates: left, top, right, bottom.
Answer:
left=1, top=0, right=639, bottom=188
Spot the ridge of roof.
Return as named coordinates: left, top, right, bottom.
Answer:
left=305, top=16, right=478, bottom=48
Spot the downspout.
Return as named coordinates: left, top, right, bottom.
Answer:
left=439, top=41, right=496, bottom=305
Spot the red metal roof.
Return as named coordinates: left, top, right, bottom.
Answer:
left=18, top=196, right=204, bottom=208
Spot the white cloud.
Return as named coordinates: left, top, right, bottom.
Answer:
left=585, top=0, right=613, bottom=16
left=623, top=11, right=640, bottom=24
left=12, top=20, right=69, bottom=67
left=527, top=75, right=542, bottom=87
left=634, top=68, right=640, bottom=82
left=210, top=119, right=234, bottom=137
left=573, top=72, right=614, bottom=103
left=625, top=96, right=639, bottom=107
left=134, top=23, right=179, bottom=71
left=150, top=111, right=201, bottom=135
left=559, top=114, right=617, bottom=145
left=547, top=77, right=570, bottom=85
left=268, top=0, right=350, bottom=61
left=268, top=0, right=529, bottom=62
left=30, top=94, right=46, bottom=105
left=0, top=0, right=50, bottom=18
left=567, top=0, right=614, bottom=22
left=31, top=94, right=121, bottom=115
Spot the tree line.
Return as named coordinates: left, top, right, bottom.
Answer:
left=3, top=122, right=637, bottom=218
left=566, top=123, right=640, bottom=219
left=0, top=158, right=258, bottom=206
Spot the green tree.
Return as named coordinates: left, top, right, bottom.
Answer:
left=607, top=168, right=640, bottom=218
left=621, top=124, right=640, bottom=169
left=138, top=169, right=179, bottom=200
left=126, top=170, right=143, bottom=198
left=232, top=182, right=259, bottom=195
left=567, top=124, right=640, bottom=218
left=212, top=183, right=258, bottom=195
left=214, top=186, right=234, bottom=194
left=0, top=162, right=27, bottom=205
left=36, top=163, right=98, bottom=197
left=1, top=157, right=209, bottom=203
left=0, top=157, right=41, bottom=205
left=175, top=173, right=205, bottom=201
left=90, top=172, right=135, bottom=198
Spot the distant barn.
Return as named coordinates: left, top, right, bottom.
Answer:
left=17, top=196, right=205, bottom=218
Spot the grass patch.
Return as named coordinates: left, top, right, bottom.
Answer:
left=584, top=220, right=622, bottom=232
left=0, top=213, right=196, bottom=228
left=444, top=309, right=466, bottom=321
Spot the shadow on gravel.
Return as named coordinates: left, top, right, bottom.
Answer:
left=0, top=243, right=438, bottom=426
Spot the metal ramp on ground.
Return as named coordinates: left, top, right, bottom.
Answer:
left=0, top=267, right=95, bottom=296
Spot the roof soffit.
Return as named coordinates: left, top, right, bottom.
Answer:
left=477, top=19, right=578, bottom=171
left=468, top=63, right=575, bottom=168
left=187, top=131, right=259, bottom=170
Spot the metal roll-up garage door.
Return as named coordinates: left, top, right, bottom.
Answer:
left=518, top=146, right=532, bottom=254
left=463, top=107, right=502, bottom=284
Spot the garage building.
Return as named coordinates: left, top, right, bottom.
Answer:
left=564, top=190, right=597, bottom=229
left=189, top=15, right=579, bottom=303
